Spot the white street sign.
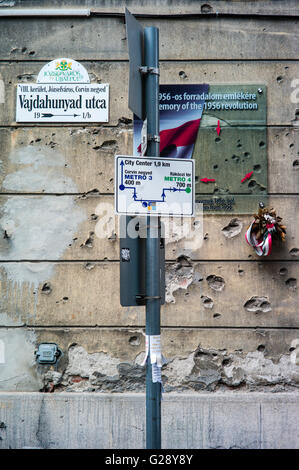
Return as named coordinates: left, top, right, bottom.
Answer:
left=16, top=83, right=109, bottom=123
left=115, top=155, right=195, bottom=217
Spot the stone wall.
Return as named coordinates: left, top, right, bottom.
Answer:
left=0, top=1, right=298, bottom=400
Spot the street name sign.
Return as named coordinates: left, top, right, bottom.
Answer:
left=16, top=83, right=109, bottom=123
left=16, top=58, right=109, bottom=123
left=115, top=155, right=195, bottom=217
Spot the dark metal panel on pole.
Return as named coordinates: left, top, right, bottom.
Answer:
left=125, top=8, right=144, bottom=121
left=144, top=26, right=161, bottom=450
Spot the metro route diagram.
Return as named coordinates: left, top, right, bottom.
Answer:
left=115, top=156, right=194, bottom=217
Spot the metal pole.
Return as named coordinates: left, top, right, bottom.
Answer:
left=144, top=26, right=161, bottom=449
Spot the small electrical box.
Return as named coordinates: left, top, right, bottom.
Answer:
left=35, top=343, right=62, bottom=364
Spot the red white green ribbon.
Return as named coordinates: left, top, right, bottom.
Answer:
left=245, top=221, right=275, bottom=256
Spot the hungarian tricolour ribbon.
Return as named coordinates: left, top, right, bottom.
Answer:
left=245, top=220, right=276, bottom=256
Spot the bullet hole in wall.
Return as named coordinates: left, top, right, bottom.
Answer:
left=279, top=267, right=288, bottom=276
left=201, top=295, right=214, bottom=309
left=81, top=232, right=94, bottom=248
left=118, top=117, right=132, bottom=125
left=129, top=336, right=141, bottom=346
left=206, top=275, right=225, bottom=291
left=222, top=358, right=231, bottom=366
left=244, top=296, right=271, bottom=313
left=222, top=218, right=243, bottom=238
left=84, top=262, right=95, bottom=270
left=285, top=278, right=297, bottom=290
left=201, top=3, right=213, bottom=13
left=41, top=282, right=52, bottom=295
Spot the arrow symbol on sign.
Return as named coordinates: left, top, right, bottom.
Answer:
left=241, top=171, right=254, bottom=183
left=216, top=120, right=221, bottom=136
left=172, top=187, right=187, bottom=192
left=200, top=178, right=216, bottom=183
left=41, top=113, right=81, bottom=118
left=120, top=160, right=124, bottom=185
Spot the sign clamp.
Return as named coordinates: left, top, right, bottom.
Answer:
left=136, top=295, right=161, bottom=300
left=147, top=134, right=160, bottom=143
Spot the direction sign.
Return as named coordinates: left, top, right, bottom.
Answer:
left=115, top=155, right=195, bottom=217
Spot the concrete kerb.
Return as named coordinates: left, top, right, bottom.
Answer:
left=0, top=392, right=298, bottom=449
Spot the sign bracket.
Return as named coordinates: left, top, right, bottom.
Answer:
left=147, top=134, right=160, bottom=143
left=136, top=295, right=161, bottom=301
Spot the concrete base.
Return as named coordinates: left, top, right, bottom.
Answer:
left=0, top=392, right=298, bottom=449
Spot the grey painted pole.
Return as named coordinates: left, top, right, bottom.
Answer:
left=144, top=26, right=161, bottom=449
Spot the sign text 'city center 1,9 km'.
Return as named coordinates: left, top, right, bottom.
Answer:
left=115, top=155, right=195, bottom=217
